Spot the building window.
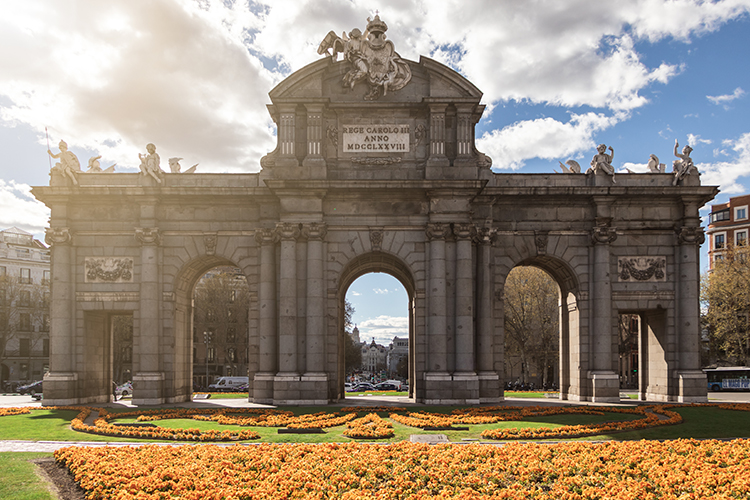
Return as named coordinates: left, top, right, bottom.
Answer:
left=736, top=206, right=748, bottom=221
left=20, top=290, right=30, bottom=307
left=710, top=209, right=731, bottom=223
left=19, top=313, right=31, bottom=331
left=20, top=268, right=31, bottom=284
left=207, top=347, right=216, bottom=362
left=737, top=230, right=748, bottom=247
left=20, top=338, right=30, bottom=357
left=714, top=233, right=725, bottom=250
left=227, top=327, right=236, bottom=343
left=228, top=348, right=237, bottom=363
left=714, top=254, right=724, bottom=264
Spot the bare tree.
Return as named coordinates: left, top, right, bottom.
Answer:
left=0, top=275, right=48, bottom=388
left=344, top=300, right=361, bottom=375
left=503, top=266, right=559, bottom=386
left=193, top=268, right=250, bottom=378
left=702, top=244, right=750, bottom=365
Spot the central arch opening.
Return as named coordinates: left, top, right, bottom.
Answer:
left=345, top=273, right=410, bottom=395
left=337, top=252, right=416, bottom=401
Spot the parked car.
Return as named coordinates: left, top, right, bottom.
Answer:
left=116, top=381, right=133, bottom=397
left=344, top=382, right=353, bottom=391
left=374, top=382, right=399, bottom=391
left=347, top=382, right=375, bottom=392
left=18, top=380, right=43, bottom=395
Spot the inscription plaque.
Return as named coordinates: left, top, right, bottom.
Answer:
left=343, top=124, right=410, bottom=153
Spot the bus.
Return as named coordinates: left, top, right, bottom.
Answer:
left=704, top=367, right=750, bottom=391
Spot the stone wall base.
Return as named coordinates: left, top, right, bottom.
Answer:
left=132, top=372, right=165, bottom=406
left=589, top=371, right=620, bottom=403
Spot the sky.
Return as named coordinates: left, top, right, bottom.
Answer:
left=2, top=0, right=750, bottom=345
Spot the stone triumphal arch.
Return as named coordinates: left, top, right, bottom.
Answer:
left=34, top=16, right=717, bottom=406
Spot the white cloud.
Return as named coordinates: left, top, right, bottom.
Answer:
left=350, top=291, right=361, bottom=296
left=477, top=112, right=623, bottom=170
left=356, top=315, right=409, bottom=345
left=373, top=288, right=389, bottom=295
left=0, top=180, right=50, bottom=236
left=688, top=134, right=712, bottom=147
left=707, top=87, right=746, bottom=108
left=699, top=132, right=750, bottom=194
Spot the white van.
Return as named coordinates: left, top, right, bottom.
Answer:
left=208, top=376, right=249, bottom=392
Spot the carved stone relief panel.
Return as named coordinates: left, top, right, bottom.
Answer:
left=617, top=256, right=667, bottom=282
left=85, top=257, right=134, bottom=283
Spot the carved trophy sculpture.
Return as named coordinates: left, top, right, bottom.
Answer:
left=86, top=155, right=116, bottom=173
left=47, top=140, right=81, bottom=185
left=318, top=15, right=412, bottom=101
left=588, top=143, right=616, bottom=182
left=672, top=140, right=698, bottom=185
left=647, top=154, right=666, bottom=173
left=556, top=159, right=581, bottom=174
left=138, top=143, right=164, bottom=184
left=168, top=157, right=198, bottom=174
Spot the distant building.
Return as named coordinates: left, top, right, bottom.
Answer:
left=707, top=194, right=750, bottom=269
left=387, top=336, right=408, bottom=376
left=350, top=325, right=361, bottom=344
left=0, top=227, right=50, bottom=390
left=361, top=338, right=387, bottom=376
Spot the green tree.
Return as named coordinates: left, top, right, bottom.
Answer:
left=702, top=244, right=750, bottom=365
left=193, top=268, right=250, bottom=378
left=503, top=266, right=559, bottom=386
left=344, top=300, right=361, bottom=374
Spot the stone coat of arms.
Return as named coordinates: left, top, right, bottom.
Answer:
left=318, top=15, right=412, bottom=101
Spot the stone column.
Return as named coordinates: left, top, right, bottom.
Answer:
left=590, top=217, right=619, bottom=402
left=454, top=104, right=473, bottom=166
left=133, top=227, right=164, bottom=405
left=425, top=223, right=451, bottom=377
left=276, top=222, right=300, bottom=376
left=675, top=206, right=708, bottom=402
left=453, top=223, right=475, bottom=374
left=42, top=227, right=78, bottom=405
left=302, top=223, right=326, bottom=374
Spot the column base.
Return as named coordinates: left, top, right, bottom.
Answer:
left=252, top=373, right=275, bottom=405
left=41, top=372, right=78, bottom=406
left=676, top=370, right=708, bottom=402
left=132, top=372, right=165, bottom=406
left=589, top=371, right=620, bottom=403
left=422, top=372, right=480, bottom=404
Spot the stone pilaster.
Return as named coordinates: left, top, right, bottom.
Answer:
left=425, top=223, right=451, bottom=376
left=253, top=228, right=278, bottom=403
left=475, top=227, right=500, bottom=402
left=675, top=199, right=708, bottom=401
left=427, top=103, right=450, bottom=167
left=42, top=227, right=78, bottom=405
left=302, top=104, right=325, bottom=175
left=453, top=223, right=475, bottom=375
left=133, top=226, right=164, bottom=405
left=277, top=104, right=298, bottom=167
left=275, top=222, right=300, bottom=377
left=589, top=215, right=619, bottom=402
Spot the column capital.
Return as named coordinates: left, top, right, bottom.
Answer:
left=135, top=227, right=161, bottom=246
left=453, top=223, right=476, bottom=240
left=275, top=222, right=301, bottom=241
left=301, top=222, right=327, bottom=240
left=591, top=218, right=616, bottom=245
left=255, top=228, right=279, bottom=245
left=45, top=227, right=72, bottom=246
left=474, top=227, right=496, bottom=245
left=676, top=225, right=705, bottom=245
left=426, top=222, right=452, bottom=240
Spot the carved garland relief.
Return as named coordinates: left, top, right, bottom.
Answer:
left=617, top=257, right=667, bottom=282
left=85, top=257, right=134, bottom=283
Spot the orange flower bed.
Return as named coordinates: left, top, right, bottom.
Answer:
left=0, top=407, right=31, bottom=416
left=343, top=413, right=395, bottom=439
left=54, top=440, right=750, bottom=499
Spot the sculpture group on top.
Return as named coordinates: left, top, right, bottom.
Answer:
left=318, top=15, right=412, bottom=101
left=555, top=139, right=699, bottom=185
left=47, top=140, right=197, bottom=185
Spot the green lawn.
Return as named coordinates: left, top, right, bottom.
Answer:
left=0, top=453, right=56, bottom=500
left=4, top=405, right=750, bottom=444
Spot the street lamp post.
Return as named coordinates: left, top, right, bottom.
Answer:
left=203, top=331, right=212, bottom=390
